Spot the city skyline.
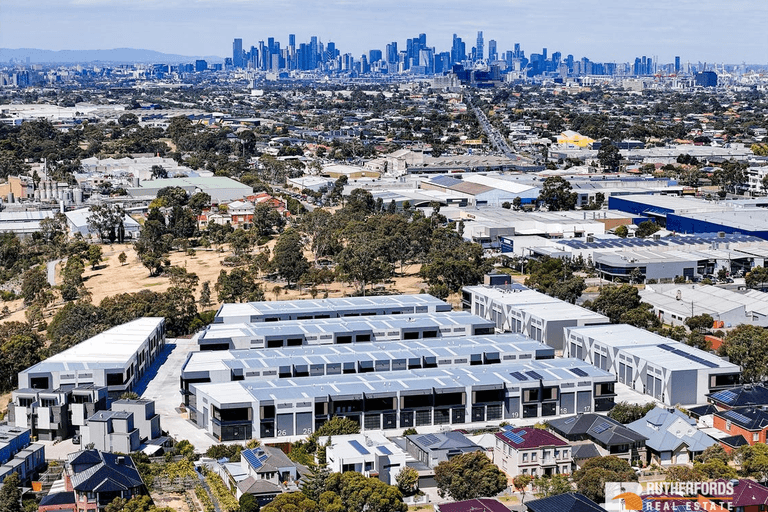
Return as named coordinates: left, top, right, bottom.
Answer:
left=2, top=0, right=767, bottom=64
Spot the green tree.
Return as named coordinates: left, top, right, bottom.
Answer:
left=614, top=225, right=629, bottom=238
left=736, top=443, right=768, bottom=482
left=537, top=176, right=577, bottom=211
left=188, top=192, right=211, bottom=216
left=134, top=214, right=171, bottom=276
left=573, top=456, right=637, bottom=503
left=252, top=202, right=284, bottom=237
left=216, top=269, right=265, bottom=303
left=395, top=467, right=419, bottom=496
left=533, top=474, right=572, bottom=498
left=21, top=265, right=50, bottom=306
left=597, top=139, right=621, bottom=171
left=685, top=314, right=714, bottom=334
left=228, top=229, right=253, bottom=257
left=199, top=281, right=212, bottom=309
left=513, top=474, right=533, bottom=502
left=434, top=451, right=506, bottom=500
left=323, top=472, right=406, bottom=512
left=155, top=186, right=189, bottom=208
left=718, top=324, right=768, bottom=383
left=87, top=204, right=127, bottom=243
left=299, top=209, right=339, bottom=264
left=239, top=493, right=260, bottom=512
left=607, top=402, right=656, bottom=424
left=273, top=229, right=310, bottom=288
left=118, top=252, right=127, bottom=266
left=0, top=331, right=43, bottom=392
left=583, top=285, right=646, bottom=323
left=0, top=471, right=22, bottom=512
left=87, top=244, right=103, bottom=270
left=261, top=492, right=318, bottom=512
left=60, top=255, right=86, bottom=302
left=635, top=220, right=661, bottom=238
left=746, top=266, right=768, bottom=290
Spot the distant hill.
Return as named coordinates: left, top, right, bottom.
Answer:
left=0, top=48, right=224, bottom=65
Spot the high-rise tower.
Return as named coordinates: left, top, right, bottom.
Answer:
left=232, top=38, right=243, bottom=68
left=476, top=31, right=484, bottom=61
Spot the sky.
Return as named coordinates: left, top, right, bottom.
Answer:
left=2, top=0, right=767, bottom=64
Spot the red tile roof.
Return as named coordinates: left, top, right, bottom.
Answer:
left=495, top=427, right=568, bottom=450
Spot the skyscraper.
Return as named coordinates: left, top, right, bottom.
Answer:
left=476, top=31, right=484, bottom=60
left=675, top=56, right=681, bottom=74
left=488, top=40, right=497, bottom=61
left=232, top=38, right=243, bottom=68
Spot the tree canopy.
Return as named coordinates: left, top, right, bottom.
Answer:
left=434, top=451, right=507, bottom=501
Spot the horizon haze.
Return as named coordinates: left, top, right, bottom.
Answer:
left=2, top=0, right=767, bottom=64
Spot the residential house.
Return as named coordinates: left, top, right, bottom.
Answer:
left=526, top=492, right=608, bottom=512
left=436, top=498, right=511, bottom=512
left=405, top=432, right=484, bottom=468
left=709, top=385, right=768, bottom=410
left=716, top=479, right=768, bottom=512
left=82, top=410, right=140, bottom=454
left=0, top=425, right=45, bottom=485
left=321, top=433, right=407, bottom=486
left=235, top=446, right=303, bottom=503
left=548, top=413, right=647, bottom=467
left=493, top=427, right=571, bottom=479
left=626, top=407, right=715, bottom=465
left=9, top=386, right=107, bottom=441
left=713, top=407, right=768, bottom=446
left=38, top=450, right=148, bottom=512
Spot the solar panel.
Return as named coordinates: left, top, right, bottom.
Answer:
left=510, top=371, right=528, bottom=381
left=417, top=434, right=440, bottom=447
left=592, top=421, right=612, bottom=434
left=349, top=439, right=370, bottom=455
left=377, top=445, right=392, bottom=455
left=527, top=371, right=544, bottom=380
left=564, top=417, right=577, bottom=424
left=710, top=389, right=738, bottom=404
left=570, top=367, right=588, bottom=377
left=503, top=429, right=527, bottom=444
left=242, top=449, right=265, bottom=469
left=724, top=410, right=751, bottom=424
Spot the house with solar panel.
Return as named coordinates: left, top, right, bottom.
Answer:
left=712, top=407, right=768, bottom=447
left=494, top=426, right=572, bottom=478
left=547, top=413, right=647, bottom=467
left=234, top=446, right=302, bottom=503
left=564, top=324, right=741, bottom=406
left=405, top=432, right=484, bottom=468
left=626, top=407, right=715, bottom=465
left=709, top=385, right=768, bottom=410
left=319, top=432, right=407, bottom=486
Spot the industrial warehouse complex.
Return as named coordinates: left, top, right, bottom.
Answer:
left=189, top=360, right=617, bottom=441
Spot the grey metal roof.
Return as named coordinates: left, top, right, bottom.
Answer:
left=200, top=312, right=494, bottom=346
left=23, top=317, right=164, bottom=375
left=183, top=334, right=553, bottom=378
left=192, top=358, right=614, bottom=405
left=216, top=294, right=451, bottom=321
left=627, top=407, right=715, bottom=453
left=567, top=324, right=738, bottom=372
